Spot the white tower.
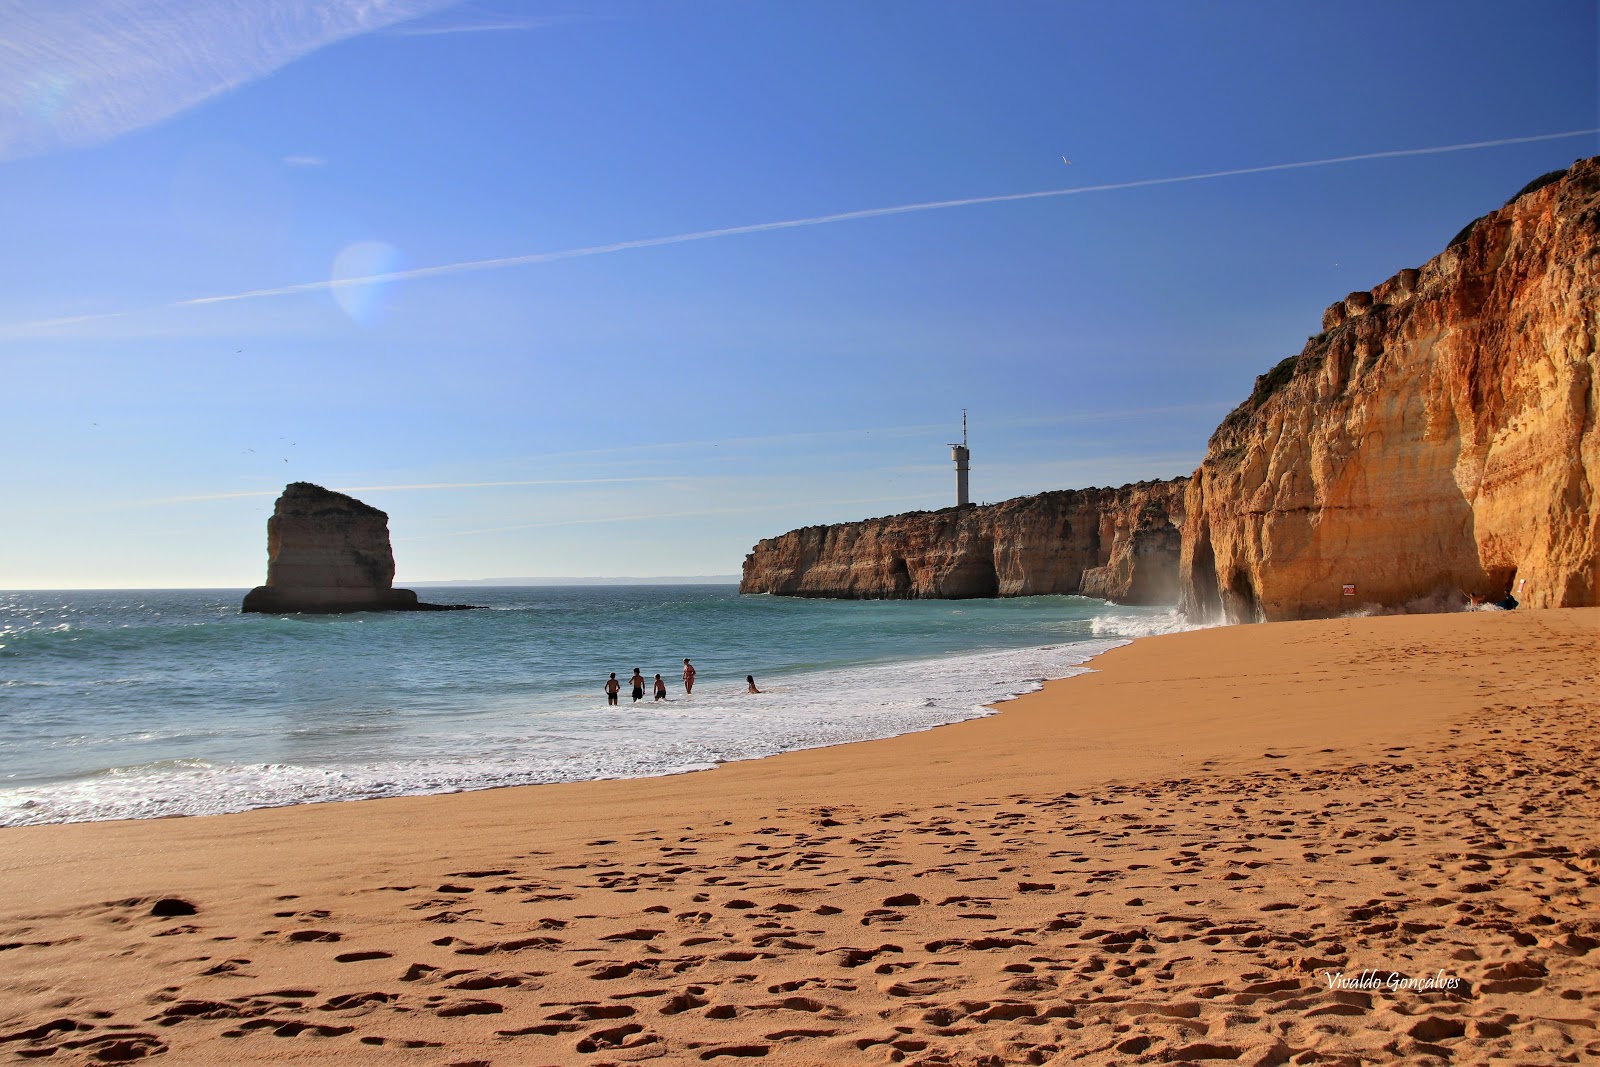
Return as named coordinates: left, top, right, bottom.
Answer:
left=950, top=410, right=970, bottom=507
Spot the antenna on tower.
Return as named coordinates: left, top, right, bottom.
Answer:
left=949, top=409, right=970, bottom=508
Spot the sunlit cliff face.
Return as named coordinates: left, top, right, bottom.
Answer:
left=1180, top=159, right=1600, bottom=622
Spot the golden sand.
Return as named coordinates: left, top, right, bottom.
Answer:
left=2, top=608, right=1596, bottom=1065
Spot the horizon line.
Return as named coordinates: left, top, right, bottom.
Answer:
left=0, top=576, right=745, bottom=593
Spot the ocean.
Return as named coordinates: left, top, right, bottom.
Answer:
left=0, top=586, right=1196, bottom=827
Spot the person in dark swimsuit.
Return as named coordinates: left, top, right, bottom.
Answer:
left=654, top=673, right=667, bottom=701
left=604, top=672, right=620, bottom=706
left=630, top=669, right=645, bottom=702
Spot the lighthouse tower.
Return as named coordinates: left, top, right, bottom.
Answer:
left=950, top=410, right=970, bottom=507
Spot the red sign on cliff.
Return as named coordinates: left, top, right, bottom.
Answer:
left=1342, top=584, right=1356, bottom=596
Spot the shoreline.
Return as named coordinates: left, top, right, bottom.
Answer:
left=1, top=613, right=1152, bottom=827
left=2, top=608, right=1595, bottom=1064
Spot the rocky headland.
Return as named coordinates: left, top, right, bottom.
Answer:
left=1179, top=158, right=1599, bottom=621
left=744, top=158, right=1600, bottom=619
left=241, top=483, right=473, bottom=614
left=739, top=479, right=1186, bottom=601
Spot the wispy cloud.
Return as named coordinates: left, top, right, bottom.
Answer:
left=395, top=494, right=939, bottom=540
left=0, top=0, right=457, bottom=161
left=114, top=405, right=1211, bottom=511
left=282, top=154, right=325, bottom=167
left=141, top=476, right=683, bottom=505
left=385, top=13, right=584, bottom=36
left=9, top=129, right=1594, bottom=333
left=470, top=404, right=1225, bottom=469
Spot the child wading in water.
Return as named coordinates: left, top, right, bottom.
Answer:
left=653, top=673, right=667, bottom=701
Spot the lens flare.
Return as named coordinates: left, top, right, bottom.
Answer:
left=329, top=240, right=405, bottom=325
left=24, top=73, right=72, bottom=127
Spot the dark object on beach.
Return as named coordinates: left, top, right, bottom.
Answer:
left=1498, top=593, right=1518, bottom=611
left=242, top=483, right=476, bottom=614
left=149, top=897, right=198, bottom=917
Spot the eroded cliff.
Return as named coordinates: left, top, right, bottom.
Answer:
left=740, top=480, right=1186, bottom=602
left=242, top=483, right=471, bottom=613
left=1179, top=158, right=1600, bottom=621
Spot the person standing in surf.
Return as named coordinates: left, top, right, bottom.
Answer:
left=682, top=658, right=696, bottom=695
left=629, top=668, right=646, bottom=703
left=604, top=672, right=621, bottom=706
left=653, top=673, right=667, bottom=701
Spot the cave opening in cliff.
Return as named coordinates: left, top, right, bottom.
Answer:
left=1187, top=528, right=1222, bottom=621
left=1223, top=569, right=1260, bottom=624
left=888, top=555, right=911, bottom=596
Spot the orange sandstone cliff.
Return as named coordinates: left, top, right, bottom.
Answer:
left=739, top=480, right=1186, bottom=601
left=742, top=159, right=1599, bottom=618
left=1178, top=159, right=1600, bottom=621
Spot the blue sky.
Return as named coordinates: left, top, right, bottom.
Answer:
left=1, top=1, right=1595, bottom=588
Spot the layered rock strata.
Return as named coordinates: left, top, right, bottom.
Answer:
left=1178, top=158, right=1600, bottom=621
left=739, top=480, right=1186, bottom=602
left=242, top=483, right=471, bottom=613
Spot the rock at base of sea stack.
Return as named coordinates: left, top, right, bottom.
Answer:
left=241, top=482, right=472, bottom=614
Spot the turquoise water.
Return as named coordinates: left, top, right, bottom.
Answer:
left=0, top=586, right=1194, bottom=826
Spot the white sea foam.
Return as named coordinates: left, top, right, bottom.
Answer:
left=1090, top=607, right=1213, bottom=639
left=0, top=639, right=1127, bottom=826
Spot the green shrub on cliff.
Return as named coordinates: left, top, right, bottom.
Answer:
left=1505, top=167, right=1569, bottom=206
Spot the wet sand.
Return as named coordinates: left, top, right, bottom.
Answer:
left=2, top=608, right=1596, bottom=1065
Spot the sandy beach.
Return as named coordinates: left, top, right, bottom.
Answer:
left=2, top=608, right=1596, bottom=1065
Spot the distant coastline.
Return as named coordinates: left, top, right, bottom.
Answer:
left=408, top=575, right=741, bottom=587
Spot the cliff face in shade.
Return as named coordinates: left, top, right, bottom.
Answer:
left=1178, top=158, right=1600, bottom=622
left=242, top=483, right=472, bottom=613
left=739, top=480, right=1187, bottom=602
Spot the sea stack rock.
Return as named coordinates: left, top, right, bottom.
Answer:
left=242, top=483, right=468, bottom=613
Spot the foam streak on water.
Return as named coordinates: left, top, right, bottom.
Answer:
left=0, top=587, right=1198, bottom=826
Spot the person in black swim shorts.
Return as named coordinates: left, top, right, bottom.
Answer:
left=630, top=668, right=645, bottom=702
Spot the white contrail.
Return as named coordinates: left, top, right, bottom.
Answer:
left=16, top=128, right=1596, bottom=332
